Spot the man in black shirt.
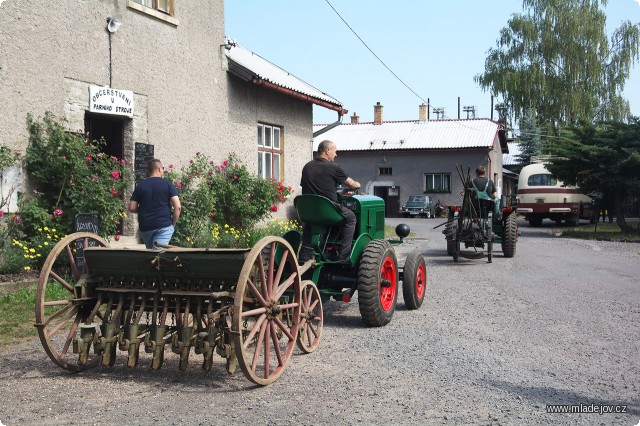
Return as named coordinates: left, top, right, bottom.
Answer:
left=300, top=140, right=361, bottom=262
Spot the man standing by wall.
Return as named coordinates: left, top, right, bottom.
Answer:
left=128, top=159, right=181, bottom=249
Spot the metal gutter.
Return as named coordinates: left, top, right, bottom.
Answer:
left=252, top=78, right=348, bottom=116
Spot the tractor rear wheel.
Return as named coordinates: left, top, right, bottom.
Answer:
left=357, top=240, right=398, bottom=327
left=402, top=252, right=426, bottom=310
left=502, top=213, right=518, bottom=258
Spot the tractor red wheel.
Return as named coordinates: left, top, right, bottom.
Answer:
left=35, top=232, right=109, bottom=371
left=233, top=236, right=301, bottom=385
left=402, top=252, right=426, bottom=310
left=297, top=280, right=323, bottom=354
left=357, top=240, right=398, bottom=327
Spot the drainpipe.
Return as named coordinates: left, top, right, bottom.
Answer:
left=313, top=116, right=343, bottom=138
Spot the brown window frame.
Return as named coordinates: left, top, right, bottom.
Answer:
left=257, top=124, right=283, bottom=181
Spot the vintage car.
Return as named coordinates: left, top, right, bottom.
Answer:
left=400, top=195, right=433, bottom=218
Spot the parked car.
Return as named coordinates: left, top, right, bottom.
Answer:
left=401, top=195, right=433, bottom=218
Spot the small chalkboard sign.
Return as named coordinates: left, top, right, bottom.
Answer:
left=73, top=213, right=101, bottom=272
left=135, top=143, right=155, bottom=183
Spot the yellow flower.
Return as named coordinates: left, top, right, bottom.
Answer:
left=44, top=242, right=49, bottom=246
left=44, top=226, right=49, bottom=231
left=52, top=228, right=57, bottom=232
left=23, top=255, right=29, bottom=259
left=24, top=266, right=31, bottom=271
left=29, top=248, right=35, bottom=253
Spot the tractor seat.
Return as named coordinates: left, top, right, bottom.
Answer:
left=294, top=195, right=346, bottom=226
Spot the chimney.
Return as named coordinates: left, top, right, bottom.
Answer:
left=419, top=103, right=427, bottom=121
left=350, top=111, right=359, bottom=124
left=373, top=102, right=383, bottom=124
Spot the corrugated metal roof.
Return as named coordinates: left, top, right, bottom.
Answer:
left=503, top=142, right=522, bottom=165
left=225, top=44, right=342, bottom=107
left=312, top=119, right=499, bottom=151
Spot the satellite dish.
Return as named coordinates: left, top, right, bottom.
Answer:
left=106, top=16, right=122, bottom=33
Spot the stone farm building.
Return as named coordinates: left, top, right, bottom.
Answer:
left=0, top=0, right=345, bottom=234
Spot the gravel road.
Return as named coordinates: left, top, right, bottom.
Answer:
left=0, top=218, right=638, bottom=425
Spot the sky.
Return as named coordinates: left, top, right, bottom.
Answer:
left=225, top=0, right=640, bottom=126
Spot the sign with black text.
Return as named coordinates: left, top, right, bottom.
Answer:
left=89, top=85, right=134, bottom=117
left=73, top=213, right=101, bottom=272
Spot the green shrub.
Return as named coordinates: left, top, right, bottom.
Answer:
left=165, top=152, right=293, bottom=248
left=23, top=113, right=132, bottom=239
left=0, top=244, right=32, bottom=274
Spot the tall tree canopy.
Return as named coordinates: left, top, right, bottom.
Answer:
left=545, top=118, right=640, bottom=232
left=476, top=0, right=640, bottom=129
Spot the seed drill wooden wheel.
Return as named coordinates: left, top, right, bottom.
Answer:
left=232, top=236, right=301, bottom=386
left=35, top=232, right=109, bottom=371
left=297, top=280, right=323, bottom=354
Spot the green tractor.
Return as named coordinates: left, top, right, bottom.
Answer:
left=286, top=191, right=426, bottom=328
left=442, top=165, right=518, bottom=263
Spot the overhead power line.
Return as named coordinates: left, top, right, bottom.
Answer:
left=324, top=0, right=428, bottom=106
left=324, top=0, right=486, bottom=130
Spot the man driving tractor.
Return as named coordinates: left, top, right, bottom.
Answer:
left=300, top=139, right=361, bottom=262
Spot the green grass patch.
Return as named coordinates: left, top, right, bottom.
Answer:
left=559, top=223, right=640, bottom=242
left=384, top=225, right=416, bottom=239
left=0, top=283, right=38, bottom=347
left=0, top=280, right=69, bottom=348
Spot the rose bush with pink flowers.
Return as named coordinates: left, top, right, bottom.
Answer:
left=19, top=113, right=131, bottom=240
left=164, top=152, right=293, bottom=247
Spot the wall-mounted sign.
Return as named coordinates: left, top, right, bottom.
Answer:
left=89, top=85, right=134, bottom=117
left=134, top=142, right=155, bottom=183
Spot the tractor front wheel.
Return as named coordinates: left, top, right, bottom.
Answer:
left=402, top=252, right=426, bottom=310
left=357, top=241, right=398, bottom=327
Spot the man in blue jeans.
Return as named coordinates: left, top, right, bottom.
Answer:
left=128, top=159, right=181, bottom=249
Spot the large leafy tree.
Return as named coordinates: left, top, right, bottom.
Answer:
left=476, top=0, right=640, bottom=129
left=545, top=118, right=640, bottom=233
